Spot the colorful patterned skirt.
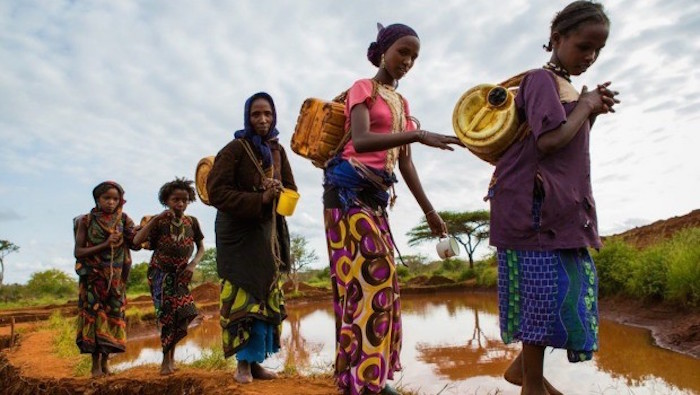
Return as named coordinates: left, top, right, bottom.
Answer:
left=219, top=279, right=285, bottom=360
left=325, top=207, right=402, bottom=395
left=75, top=264, right=127, bottom=354
left=148, top=267, right=198, bottom=352
left=497, top=248, right=599, bottom=362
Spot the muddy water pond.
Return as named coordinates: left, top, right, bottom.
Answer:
left=112, top=292, right=700, bottom=394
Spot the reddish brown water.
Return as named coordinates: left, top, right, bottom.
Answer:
left=112, top=292, right=700, bottom=394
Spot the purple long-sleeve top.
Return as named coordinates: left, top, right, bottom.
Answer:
left=488, top=69, right=602, bottom=250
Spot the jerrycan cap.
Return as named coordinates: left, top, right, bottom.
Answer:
left=487, top=86, right=509, bottom=107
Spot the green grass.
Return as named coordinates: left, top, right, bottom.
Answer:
left=187, top=347, right=236, bottom=371
left=48, top=311, right=79, bottom=358
left=47, top=311, right=91, bottom=376
left=126, top=290, right=151, bottom=300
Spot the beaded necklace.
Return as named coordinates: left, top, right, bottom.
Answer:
left=543, top=62, right=571, bottom=82
left=170, top=216, right=186, bottom=242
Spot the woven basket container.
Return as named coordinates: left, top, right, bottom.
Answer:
left=195, top=156, right=215, bottom=205
left=291, top=98, right=347, bottom=168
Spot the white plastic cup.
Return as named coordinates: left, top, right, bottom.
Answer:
left=436, top=237, right=460, bottom=259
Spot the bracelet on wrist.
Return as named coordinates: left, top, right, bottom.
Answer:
left=424, top=209, right=436, bottom=217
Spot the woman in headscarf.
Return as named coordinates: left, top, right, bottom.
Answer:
left=323, top=23, right=463, bottom=395
left=74, top=181, right=140, bottom=377
left=207, top=92, right=296, bottom=384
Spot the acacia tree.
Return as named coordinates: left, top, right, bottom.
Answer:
left=0, top=240, right=20, bottom=286
left=289, top=233, right=319, bottom=294
left=407, top=210, right=490, bottom=268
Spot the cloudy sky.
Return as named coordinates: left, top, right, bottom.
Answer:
left=1, top=0, right=698, bottom=284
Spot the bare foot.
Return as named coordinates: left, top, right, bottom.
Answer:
left=504, top=355, right=562, bottom=395
left=168, top=349, right=178, bottom=372
left=91, top=354, right=104, bottom=378
left=100, top=353, right=111, bottom=376
left=235, top=361, right=253, bottom=384
left=90, top=368, right=105, bottom=378
left=250, top=362, right=278, bottom=380
left=160, top=363, right=173, bottom=376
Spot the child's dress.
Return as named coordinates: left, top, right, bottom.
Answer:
left=146, top=213, right=203, bottom=352
left=75, top=208, right=139, bottom=354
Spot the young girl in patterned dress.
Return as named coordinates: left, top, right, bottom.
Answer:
left=323, top=23, right=462, bottom=395
left=134, top=178, right=204, bottom=375
left=486, top=2, right=620, bottom=394
left=74, top=181, right=140, bottom=377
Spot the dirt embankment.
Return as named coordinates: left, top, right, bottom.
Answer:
left=604, top=209, right=700, bottom=248
left=0, top=344, right=337, bottom=395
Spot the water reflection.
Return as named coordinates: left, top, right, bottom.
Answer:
left=113, top=292, right=700, bottom=395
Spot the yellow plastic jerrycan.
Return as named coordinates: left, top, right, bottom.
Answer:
left=453, top=72, right=531, bottom=165
left=453, top=84, right=522, bottom=165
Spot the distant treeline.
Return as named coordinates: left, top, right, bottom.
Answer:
left=2, top=228, right=698, bottom=309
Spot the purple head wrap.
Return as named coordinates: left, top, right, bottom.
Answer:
left=367, top=23, right=419, bottom=67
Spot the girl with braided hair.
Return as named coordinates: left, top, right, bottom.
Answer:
left=485, top=2, right=620, bottom=394
left=323, top=23, right=462, bottom=395
left=74, top=181, right=140, bottom=377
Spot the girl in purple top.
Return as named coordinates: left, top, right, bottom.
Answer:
left=487, top=2, right=620, bottom=394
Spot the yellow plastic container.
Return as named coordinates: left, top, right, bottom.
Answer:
left=452, top=84, right=520, bottom=165
left=276, top=188, right=300, bottom=216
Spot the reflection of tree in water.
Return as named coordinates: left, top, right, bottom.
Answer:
left=280, top=303, right=331, bottom=372
left=594, top=320, right=700, bottom=393
left=415, top=306, right=518, bottom=381
left=282, top=309, right=311, bottom=369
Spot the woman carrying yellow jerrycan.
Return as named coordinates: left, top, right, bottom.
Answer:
left=207, top=92, right=297, bottom=384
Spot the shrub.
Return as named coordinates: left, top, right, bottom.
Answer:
left=26, top=269, right=76, bottom=298
left=475, top=264, right=497, bottom=287
left=592, top=239, right=638, bottom=296
left=664, top=228, right=700, bottom=307
left=628, top=245, right=668, bottom=301
left=457, top=267, right=476, bottom=282
left=440, top=258, right=465, bottom=273
left=127, top=262, right=150, bottom=294
left=396, top=265, right=410, bottom=281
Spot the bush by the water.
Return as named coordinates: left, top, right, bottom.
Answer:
left=593, top=227, right=700, bottom=307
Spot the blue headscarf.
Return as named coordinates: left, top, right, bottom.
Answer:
left=233, top=92, right=280, bottom=169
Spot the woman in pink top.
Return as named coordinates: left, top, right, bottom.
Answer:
left=323, top=23, right=462, bottom=395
